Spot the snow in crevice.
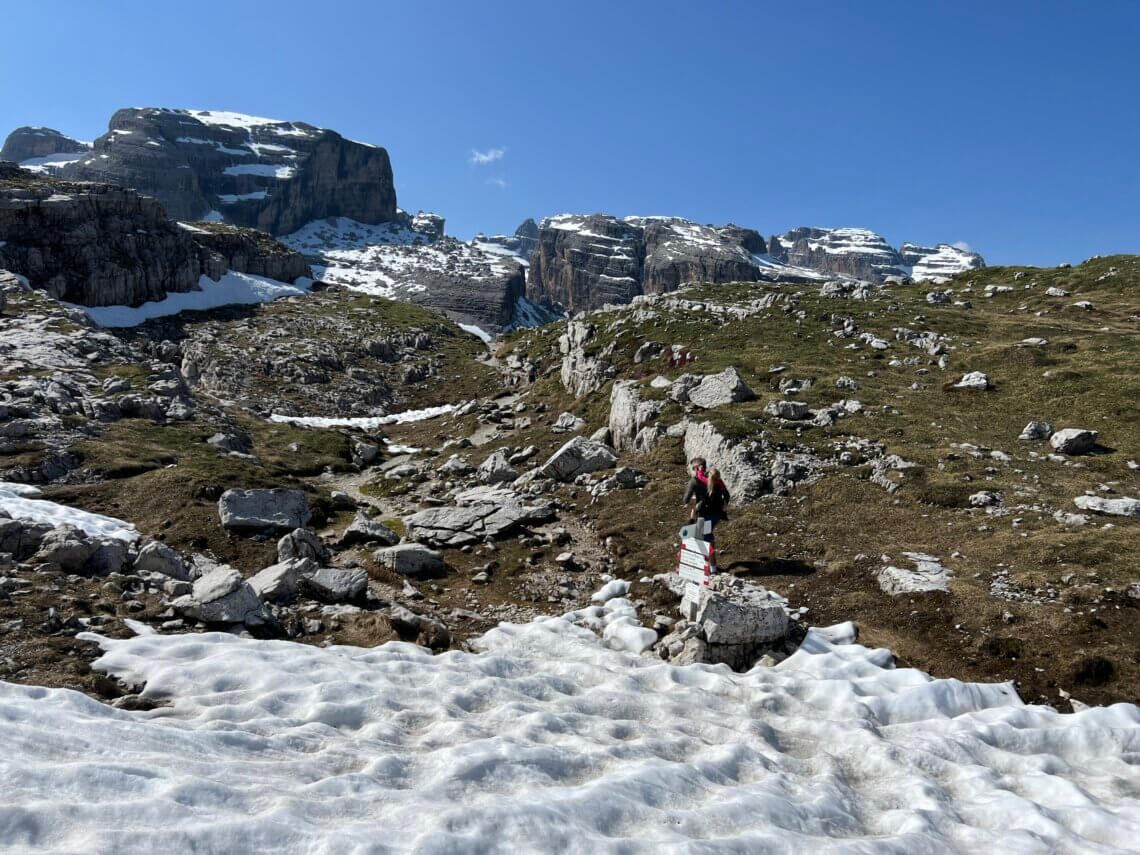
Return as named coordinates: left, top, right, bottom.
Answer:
left=0, top=586, right=1136, bottom=852
left=71, top=272, right=313, bottom=328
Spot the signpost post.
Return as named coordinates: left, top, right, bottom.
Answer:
left=676, top=517, right=716, bottom=591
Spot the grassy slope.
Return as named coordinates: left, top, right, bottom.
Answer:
left=494, top=255, right=1139, bottom=705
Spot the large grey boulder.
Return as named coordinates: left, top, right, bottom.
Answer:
left=609, top=380, right=665, bottom=453
left=667, top=374, right=702, bottom=404
left=1073, top=495, right=1140, bottom=518
left=539, top=436, right=617, bottom=482
left=32, top=526, right=95, bottom=572
left=277, top=528, right=331, bottom=563
left=1050, top=428, right=1098, bottom=455
left=338, top=512, right=400, bottom=548
left=0, top=518, right=52, bottom=560
left=680, top=579, right=788, bottom=645
left=218, top=489, right=311, bottom=533
left=550, top=412, right=586, bottom=433
left=477, top=448, right=520, bottom=485
left=373, top=544, right=445, bottom=578
left=133, top=540, right=190, bottom=581
left=248, top=557, right=315, bottom=603
left=687, top=367, right=755, bottom=409
left=953, top=372, right=991, bottom=390
left=301, top=567, right=368, bottom=603
left=764, top=399, right=810, bottom=420
left=87, top=539, right=129, bottom=576
left=172, top=566, right=266, bottom=626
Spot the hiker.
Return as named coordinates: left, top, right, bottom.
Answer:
left=701, top=467, right=731, bottom=544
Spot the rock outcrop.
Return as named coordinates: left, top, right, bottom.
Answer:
left=1, top=127, right=89, bottom=166
left=473, top=218, right=540, bottom=263
left=41, top=107, right=396, bottom=235
left=0, top=164, right=220, bottom=306
left=526, top=214, right=772, bottom=313
left=0, top=165, right=309, bottom=307
left=899, top=242, right=984, bottom=282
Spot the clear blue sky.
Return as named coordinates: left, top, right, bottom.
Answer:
left=2, top=1, right=1137, bottom=266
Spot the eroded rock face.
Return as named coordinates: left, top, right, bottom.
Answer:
left=527, top=214, right=770, bottom=313
left=56, top=107, right=397, bottom=235
left=1, top=127, right=89, bottom=165
left=609, top=380, right=665, bottom=453
left=0, top=168, right=219, bottom=306
left=539, top=436, right=617, bottom=482
left=185, top=222, right=310, bottom=283
left=683, top=421, right=770, bottom=501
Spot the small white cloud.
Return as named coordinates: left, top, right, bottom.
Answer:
left=485, top=177, right=509, bottom=189
left=469, top=147, right=505, bottom=165
left=951, top=241, right=972, bottom=252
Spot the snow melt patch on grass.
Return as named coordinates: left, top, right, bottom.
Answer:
left=0, top=482, right=138, bottom=541
left=0, top=587, right=1136, bottom=852
left=73, top=272, right=313, bottom=328
left=268, top=404, right=455, bottom=430
left=457, top=322, right=493, bottom=343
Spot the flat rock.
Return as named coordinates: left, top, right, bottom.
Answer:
left=1073, top=495, right=1140, bottom=518
left=301, top=567, right=368, bottom=603
left=687, top=367, right=755, bottom=409
left=172, top=566, right=266, bottom=626
left=877, top=552, right=952, bottom=595
left=219, top=489, right=311, bottom=533
left=133, top=540, right=189, bottom=581
left=338, top=512, right=400, bottom=548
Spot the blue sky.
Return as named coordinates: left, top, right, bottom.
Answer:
left=2, top=1, right=1137, bottom=265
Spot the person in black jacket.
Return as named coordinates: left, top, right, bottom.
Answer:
left=700, top=467, right=730, bottom=545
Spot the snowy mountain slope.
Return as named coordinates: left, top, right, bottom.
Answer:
left=0, top=593, right=1137, bottom=852
left=901, top=241, right=986, bottom=282
left=280, top=215, right=533, bottom=332
left=770, top=227, right=986, bottom=283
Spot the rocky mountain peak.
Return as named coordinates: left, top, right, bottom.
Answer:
left=0, top=127, right=90, bottom=172
left=38, top=107, right=397, bottom=236
left=899, top=242, right=985, bottom=282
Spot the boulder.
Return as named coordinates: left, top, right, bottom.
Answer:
left=218, top=489, right=311, bottom=533
left=687, top=367, right=755, bottom=409
left=1050, top=428, right=1098, bottom=455
left=172, top=566, right=266, bottom=626
left=539, top=436, right=616, bottom=482
left=477, top=448, right=519, bottom=484
left=277, top=528, right=331, bottom=563
left=32, top=526, right=95, bottom=573
left=608, top=380, right=665, bottom=453
left=301, top=567, right=368, bottom=603
left=248, top=557, right=316, bottom=603
left=1018, top=420, right=1054, bottom=441
left=338, top=512, right=401, bottom=548
left=550, top=412, right=586, bottom=433
left=1073, top=495, right=1140, bottom=518
left=0, top=518, right=52, bottom=560
left=954, top=372, right=991, bottom=390
left=969, top=491, right=1001, bottom=508
left=667, top=373, right=702, bottom=403
left=680, top=579, right=788, bottom=645
left=373, top=543, right=446, bottom=578
left=764, top=399, right=810, bottom=420
left=133, top=540, right=190, bottom=581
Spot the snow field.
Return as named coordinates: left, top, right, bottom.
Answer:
left=0, top=482, right=139, bottom=541
left=0, top=585, right=1137, bottom=853
left=268, top=404, right=456, bottom=430
left=74, top=272, right=313, bottom=327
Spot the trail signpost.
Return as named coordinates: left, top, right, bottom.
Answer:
left=677, top=517, right=715, bottom=587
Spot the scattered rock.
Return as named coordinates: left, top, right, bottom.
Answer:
left=301, top=567, right=368, bottom=603
left=954, top=372, right=991, bottom=390
left=877, top=553, right=952, bottom=595
left=764, top=399, right=810, bottom=420
left=477, top=448, right=520, bottom=484
left=1050, top=428, right=1097, bottom=455
left=1073, top=495, right=1140, bottom=518
left=339, top=512, right=401, bottom=548
left=1018, top=420, right=1054, bottom=441
left=550, top=412, right=586, bottom=433
left=133, top=540, right=190, bottom=581
left=278, top=528, right=331, bottom=563
left=172, top=566, right=266, bottom=626
left=686, top=366, right=755, bottom=409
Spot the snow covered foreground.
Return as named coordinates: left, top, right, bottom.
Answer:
left=2, top=596, right=1139, bottom=853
